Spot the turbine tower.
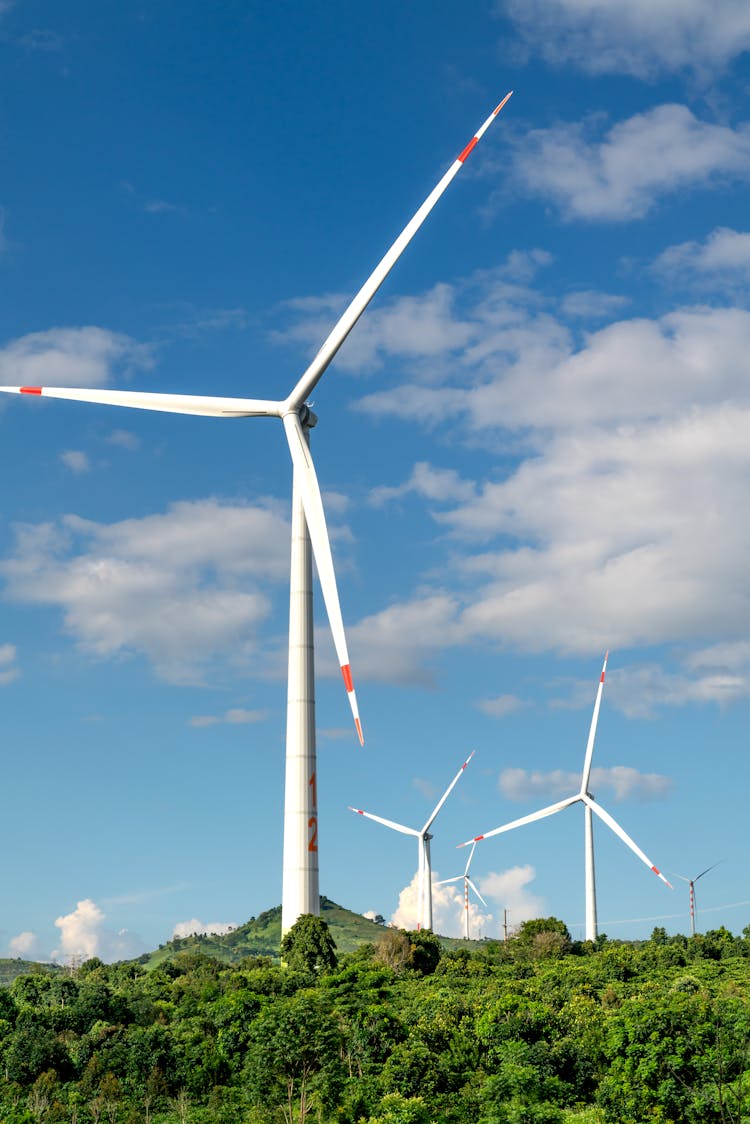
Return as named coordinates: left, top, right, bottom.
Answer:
left=0, top=95, right=513, bottom=936
left=350, top=750, right=475, bottom=931
left=460, top=654, right=672, bottom=941
left=672, top=862, right=722, bottom=937
left=436, top=841, right=488, bottom=940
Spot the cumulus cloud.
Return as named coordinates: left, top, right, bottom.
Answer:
left=53, top=899, right=146, bottom=963
left=607, top=660, right=750, bottom=717
left=499, top=765, right=673, bottom=802
left=653, top=227, right=750, bottom=291
left=388, top=863, right=543, bottom=937
left=8, top=930, right=42, bottom=958
left=272, top=283, right=474, bottom=374
left=350, top=262, right=750, bottom=678
left=0, top=326, right=152, bottom=388
left=0, top=642, right=19, bottom=685
left=370, top=462, right=477, bottom=508
left=390, top=870, right=494, bottom=938
left=171, top=919, right=236, bottom=938
left=499, top=0, right=750, bottom=78
left=346, top=595, right=466, bottom=687
left=477, top=864, right=545, bottom=929
left=0, top=498, right=291, bottom=683
left=510, top=106, right=750, bottom=222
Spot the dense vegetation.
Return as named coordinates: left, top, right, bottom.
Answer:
left=2, top=915, right=750, bottom=1124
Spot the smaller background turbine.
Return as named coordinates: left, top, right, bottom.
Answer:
left=350, top=750, right=475, bottom=931
left=436, top=841, right=488, bottom=940
left=671, top=861, right=723, bottom=937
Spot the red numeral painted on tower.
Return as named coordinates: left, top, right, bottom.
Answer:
left=308, top=771, right=317, bottom=811
left=308, top=816, right=318, bottom=852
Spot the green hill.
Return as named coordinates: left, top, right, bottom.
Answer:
left=0, top=959, right=63, bottom=986
left=142, top=895, right=391, bottom=967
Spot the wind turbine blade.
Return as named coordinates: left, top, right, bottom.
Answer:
left=286, top=93, right=513, bottom=409
left=581, top=652, right=608, bottom=793
left=0, top=385, right=281, bottom=417
left=584, top=796, right=673, bottom=888
left=458, top=795, right=579, bottom=848
left=421, top=750, right=475, bottom=834
left=467, top=877, right=488, bottom=908
left=435, top=875, right=463, bottom=886
left=695, top=860, right=722, bottom=882
left=283, top=411, right=363, bottom=743
left=463, top=840, right=478, bottom=877
left=348, top=806, right=420, bottom=837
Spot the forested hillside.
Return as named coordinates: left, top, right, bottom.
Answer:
left=1, top=917, right=749, bottom=1123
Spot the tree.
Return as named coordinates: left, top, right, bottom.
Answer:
left=280, top=915, right=338, bottom=975
left=244, top=992, right=344, bottom=1123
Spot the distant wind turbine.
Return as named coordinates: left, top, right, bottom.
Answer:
left=436, top=841, right=487, bottom=940
left=350, top=750, right=476, bottom=931
left=671, top=862, right=722, bottom=937
left=0, top=97, right=513, bottom=936
left=459, top=654, right=672, bottom=941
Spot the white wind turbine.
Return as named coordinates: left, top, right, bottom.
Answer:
left=436, top=841, right=488, bottom=940
left=671, top=861, right=722, bottom=937
left=1, top=96, right=513, bottom=935
left=459, top=654, right=672, bottom=941
left=350, top=750, right=476, bottom=931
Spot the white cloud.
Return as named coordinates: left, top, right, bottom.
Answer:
left=107, top=429, right=141, bottom=451
left=560, top=290, right=629, bottom=319
left=499, top=0, right=750, bottom=78
left=0, top=498, right=290, bottom=683
left=653, top=227, right=750, bottom=289
left=347, top=595, right=465, bottom=687
left=60, top=450, right=90, bottom=473
left=189, top=707, right=268, bottom=728
left=273, top=283, right=475, bottom=374
left=510, top=106, right=750, bottom=221
left=477, top=694, right=529, bottom=718
left=390, top=871, right=494, bottom=937
left=477, top=864, right=545, bottom=928
left=370, top=462, right=477, bottom=508
left=144, top=199, right=183, bottom=215
left=0, top=642, right=19, bottom=686
left=607, top=660, right=750, bottom=717
left=352, top=268, right=750, bottom=679
left=388, top=863, right=544, bottom=937
left=8, top=930, right=42, bottom=958
left=0, top=326, right=152, bottom=388
left=171, top=919, right=236, bottom=938
left=53, top=899, right=146, bottom=963
left=499, top=764, right=673, bottom=802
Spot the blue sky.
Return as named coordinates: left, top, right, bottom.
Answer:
left=2, top=0, right=750, bottom=960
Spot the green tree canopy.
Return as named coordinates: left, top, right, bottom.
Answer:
left=281, top=915, right=338, bottom=975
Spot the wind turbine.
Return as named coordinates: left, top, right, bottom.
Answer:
left=671, top=862, right=722, bottom=937
left=436, top=841, right=488, bottom=940
left=1, top=96, right=513, bottom=935
left=459, top=654, right=672, bottom=941
left=350, top=750, right=476, bottom=931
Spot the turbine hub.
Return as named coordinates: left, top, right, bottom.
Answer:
left=298, top=404, right=318, bottom=430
